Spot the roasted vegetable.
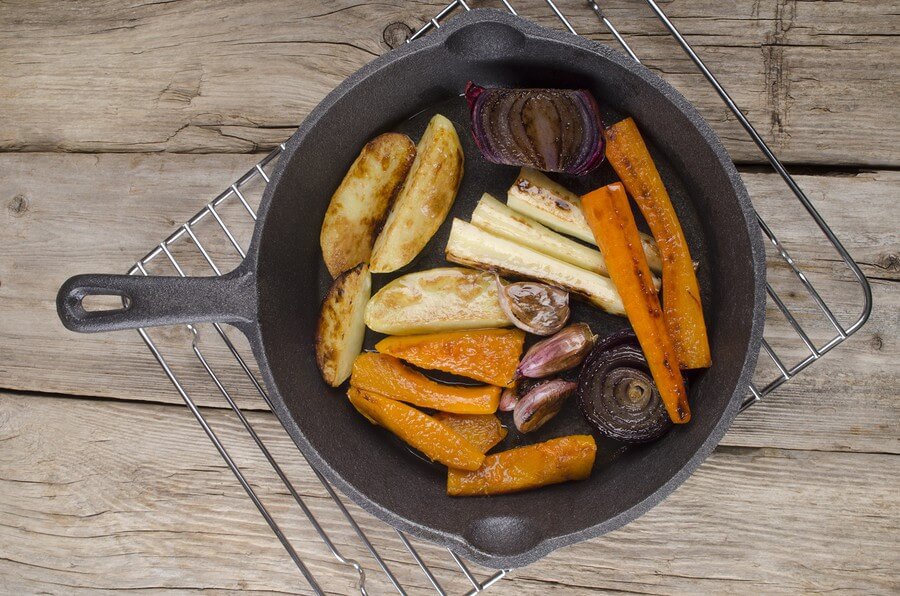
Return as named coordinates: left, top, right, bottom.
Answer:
left=578, top=329, right=672, bottom=443
left=433, top=413, right=507, bottom=453
left=605, top=118, right=711, bottom=369
left=365, top=267, right=509, bottom=335
left=370, top=114, right=464, bottom=273
left=513, top=379, right=577, bottom=433
left=465, top=83, right=604, bottom=175
left=507, top=168, right=663, bottom=274
left=447, top=435, right=596, bottom=496
left=348, top=388, right=485, bottom=470
left=315, top=264, right=371, bottom=387
left=473, top=193, right=611, bottom=277
left=351, top=353, right=500, bottom=414
left=445, top=219, right=626, bottom=315
left=496, top=274, right=570, bottom=336
left=582, top=183, right=690, bottom=423
left=498, top=384, right=520, bottom=412
left=375, top=328, right=525, bottom=388
left=319, top=133, right=416, bottom=277
left=516, top=322, right=596, bottom=379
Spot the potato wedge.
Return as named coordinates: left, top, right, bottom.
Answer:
left=471, top=193, right=660, bottom=289
left=365, top=267, right=510, bottom=335
left=315, top=264, right=371, bottom=387
left=508, top=168, right=662, bottom=274
left=348, top=388, right=485, bottom=471
left=320, top=133, right=416, bottom=278
left=370, top=114, right=464, bottom=273
left=445, top=219, right=627, bottom=315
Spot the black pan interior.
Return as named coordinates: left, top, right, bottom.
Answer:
left=251, top=11, right=763, bottom=568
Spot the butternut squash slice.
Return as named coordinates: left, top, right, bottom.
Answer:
left=447, top=435, right=596, bottom=496
left=582, top=183, right=691, bottom=423
left=350, top=352, right=500, bottom=414
left=348, top=388, right=484, bottom=471
left=375, top=329, right=525, bottom=388
left=433, top=413, right=507, bottom=454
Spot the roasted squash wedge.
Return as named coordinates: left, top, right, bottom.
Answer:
left=348, top=388, right=485, bottom=470
left=605, top=118, right=711, bottom=369
left=582, top=183, right=691, bottom=423
left=447, top=435, right=596, bottom=496
left=375, top=329, right=525, bottom=388
left=350, top=352, right=500, bottom=414
left=433, top=413, right=507, bottom=454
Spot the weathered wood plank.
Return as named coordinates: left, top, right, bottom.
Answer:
left=1, top=394, right=896, bottom=594
left=0, top=152, right=271, bottom=412
left=0, top=0, right=897, bottom=166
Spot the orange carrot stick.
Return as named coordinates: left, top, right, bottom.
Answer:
left=605, top=118, right=711, bottom=369
left=582, top=183, right=690, bottom=423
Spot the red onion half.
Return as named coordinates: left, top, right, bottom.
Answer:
left=465, top=82, right=605, bottom=176
left=577, top=329, right=674, bottom=443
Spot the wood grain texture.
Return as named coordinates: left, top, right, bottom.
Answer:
left=1, top=153, right=896, bottom=453
left=0, top=0, right=897, bottom=165
left=1, top=394, right=896, bottom=594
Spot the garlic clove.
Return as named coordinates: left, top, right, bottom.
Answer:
left=516, top=322, right=596, bottom=379
left=495, top=274, right=570, bottom=336
left=513, top=378, right=577, bottom=433
left=499, top=384, right=520, bottom=412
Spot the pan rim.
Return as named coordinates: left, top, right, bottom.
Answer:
left=249, top=8, right=767, bottom=569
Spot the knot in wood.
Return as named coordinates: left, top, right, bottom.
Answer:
left=8, top=194, right=28, bottom=217
left=383, top=22, right=411, bottom=49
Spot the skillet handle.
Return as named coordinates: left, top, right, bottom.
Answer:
left=57, top=268, right=255, bottom=333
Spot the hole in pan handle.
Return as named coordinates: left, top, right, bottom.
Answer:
left=56, top=267, right=256, bottom=334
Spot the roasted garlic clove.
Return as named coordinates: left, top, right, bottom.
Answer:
left=513, top=379, right=577, bottom=433
left=495, top=274, right=570, bottom=336
left=516, top=322, right=596, bottom=379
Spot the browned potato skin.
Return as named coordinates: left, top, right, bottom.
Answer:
left=320, top=133, right=416, bottom=278
left=370, top=115, right=464, bottom=273
left=364, top=267, right=510, bottom=335
left=316, top=264, right=371, bottom=387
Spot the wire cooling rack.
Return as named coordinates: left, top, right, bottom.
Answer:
left=125, top=1, right=873, bottom=593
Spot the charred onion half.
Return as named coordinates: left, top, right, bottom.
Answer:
left=465, top=83, right=605, bottom=176
left=577, top=330, right=673, bottom=443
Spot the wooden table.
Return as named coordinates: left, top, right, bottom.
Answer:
left=1, top=1, right=897, bottom=593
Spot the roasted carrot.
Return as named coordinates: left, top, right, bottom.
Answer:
left=375, top=329, right=525, bottom=388
left=350, top=352, right=500, bottom=414
left=582, top=183, right=691, bottom=423
left=605, top=118, right=711, bottom=369
left=348, top=388, right=485, bottom=470
left=447, top=435, right=596, bottom=496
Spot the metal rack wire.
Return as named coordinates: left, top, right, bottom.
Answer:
left=125, top=1, right=873, bottom=593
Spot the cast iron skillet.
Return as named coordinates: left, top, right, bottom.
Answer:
left=57, top=10, right=765, bottom=568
